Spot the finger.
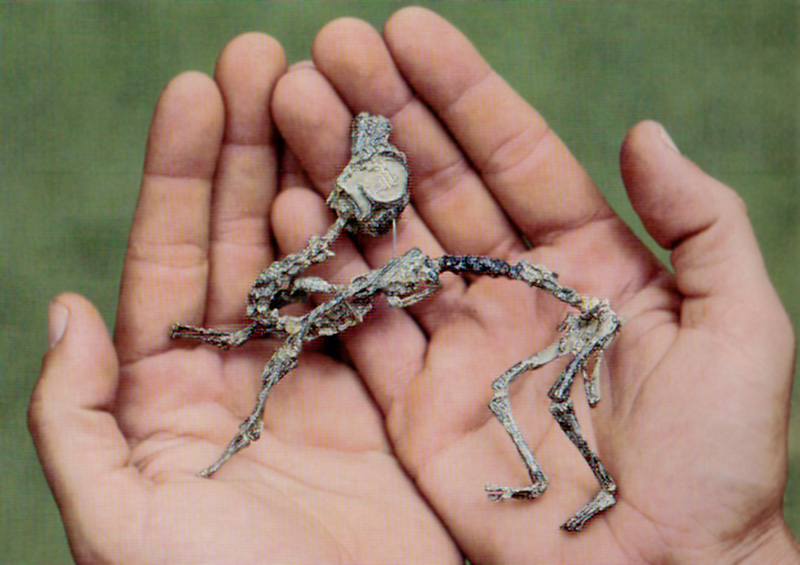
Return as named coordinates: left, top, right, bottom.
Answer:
left=30, top=294, right=146, bottom=562
left=271, top=66, right=468, bottom=328
left=620, top=121, right=794, bottom=349
left=383, top=7, right=615, bottom=245
left=271, top=187, right=427, bottom=412
left=205, top=33, right=286, bottom=326
left=271, top=63, right=350, bottom=193
left=116, top=72, right=224, bottom=364
left=311, top=18, right=523, bottom=258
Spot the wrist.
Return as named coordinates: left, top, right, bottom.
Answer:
left=725, top=516, right=800, bottom=565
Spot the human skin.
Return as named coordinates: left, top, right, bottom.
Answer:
left=30, top=7, right=799, bottom=564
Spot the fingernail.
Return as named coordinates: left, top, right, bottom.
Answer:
left=657, top=123, right=681, bottom=155
left=48, top=301, right=69, bottom=349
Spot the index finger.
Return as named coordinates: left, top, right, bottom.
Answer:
left=383, top=7, right=615, bottom=244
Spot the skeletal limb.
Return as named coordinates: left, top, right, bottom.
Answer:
left=485, top=342, right=562, bottom=501
left=170, top=323, right=258, bottom=350
left=551, top=398, right=617, bottom=531
left=170, top=218, right=347, bottom=383
left=198, top=331, right=304, bottom=477
left=246, top=217, right=347, bottom=320
left=170, top=276, right=341, bottom=349
left=437, top=254, right=621, bottom=531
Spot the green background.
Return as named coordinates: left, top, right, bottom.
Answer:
left=2, top=2, right=798, bottom=562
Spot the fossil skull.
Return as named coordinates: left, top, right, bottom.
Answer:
left=327, top=113, right=409, bottom=236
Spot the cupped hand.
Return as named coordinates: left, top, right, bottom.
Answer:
left=29, top=33, right=459, bottom=565
left=30, top=8, right=800, bottom=565
left=266, top=7, right=799, bottom=564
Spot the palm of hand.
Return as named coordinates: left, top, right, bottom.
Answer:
left=400, top=238, right=789, bottom=563
left=113, top=343, right=455, bottom=564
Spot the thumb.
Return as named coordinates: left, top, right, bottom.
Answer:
left=620, top=121, right=792, bottom=348
left=30, top=293, right=145, bottom=561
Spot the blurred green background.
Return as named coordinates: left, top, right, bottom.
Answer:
left=2, top=1, right=798, bottom=562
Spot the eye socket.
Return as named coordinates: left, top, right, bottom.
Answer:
left=327, top=184, right=359, bottom=219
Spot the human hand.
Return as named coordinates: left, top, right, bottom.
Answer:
left=267, top=7, right=800, bottom=564
left=29, top=33, right=459, bottom=564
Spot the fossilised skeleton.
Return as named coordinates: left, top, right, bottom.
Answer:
left=171, top=113, right=621, bottom=532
